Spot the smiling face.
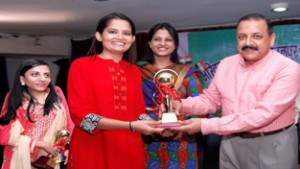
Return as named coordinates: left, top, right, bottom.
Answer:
left=149, top=28, right=176, bottom=59
left=237, top=19, right=276, bottom=66
left=95, top=19, right=135, bottom=59
left=20, top=65, right=51, bottom=95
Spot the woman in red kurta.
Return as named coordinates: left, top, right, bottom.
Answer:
left=67, top=12, right=163, bottom=169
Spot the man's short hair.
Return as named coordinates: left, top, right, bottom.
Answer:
left=238, top=13, right=273, bottom=35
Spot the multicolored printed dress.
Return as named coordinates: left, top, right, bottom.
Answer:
left=137, top=61, right=205, bottom=169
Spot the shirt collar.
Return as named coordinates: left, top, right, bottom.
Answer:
left=239, top=50, right=273, bottom=68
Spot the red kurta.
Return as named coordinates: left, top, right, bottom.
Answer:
left=67, top=56, right=146, bottom=169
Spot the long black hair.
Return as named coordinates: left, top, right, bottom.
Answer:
left=144, top=22, right=180, bottom=64
left=87, top=12, right=137, bottom=63
left=0, top=59, right=59, bottom=125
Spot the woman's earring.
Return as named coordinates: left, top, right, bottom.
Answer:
left=21, top=82, right=25, bottom=86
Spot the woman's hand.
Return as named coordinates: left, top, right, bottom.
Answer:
left=64, top=150, right=69, bottom=165
left=35, top=141, right=60, bottom=157
left=160, top=129, right=175, bottom=138
left=158, top=130, right=183, bottom=141
left=172, top=131, right=183, bottom=140
left=132, top=120, right=164, bottom=135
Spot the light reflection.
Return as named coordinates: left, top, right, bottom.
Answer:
left=0, top=11, right=76, bottom=23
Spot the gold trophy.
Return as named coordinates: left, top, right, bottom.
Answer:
left=153, top=69, right=181, bottom=127
left=53, top=129, right=70, bottom=163
left=31, top=129, right=70, bottom=169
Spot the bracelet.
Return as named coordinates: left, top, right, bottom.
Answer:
left=30, top=139, right=37, bottom=153
left=129, top=121, right=135, bottom=133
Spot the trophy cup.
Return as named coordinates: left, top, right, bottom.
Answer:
left=31, top=129, right=70, bottom=169
left=153, top=69, right=181, bottom=128
left=53, top=129, right=70, bottom=163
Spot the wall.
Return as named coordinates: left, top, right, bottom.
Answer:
left=5, top=56, right=68, bottom=90
left=0, top=34, right=72, bottom=90
left=0, top=34, right=71, bottom=57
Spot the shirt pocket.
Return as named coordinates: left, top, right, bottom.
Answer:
left=253, top=83, right=271, bottom=101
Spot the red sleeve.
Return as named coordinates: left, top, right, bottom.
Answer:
left=67, top=60, right=88, bottom=126
left=67, top=59, right=101, bottom=135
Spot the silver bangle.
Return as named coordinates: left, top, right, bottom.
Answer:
left=129, top=121, right=135, bottom=132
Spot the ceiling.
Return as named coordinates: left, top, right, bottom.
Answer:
left=0, top=0, right=300, bottom=39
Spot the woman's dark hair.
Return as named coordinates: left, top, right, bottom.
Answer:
left=144, top=22, right=179, bottom=64
left=0, top=59, right=59, bottom=125
left=87, top=12, right=137, bottom=63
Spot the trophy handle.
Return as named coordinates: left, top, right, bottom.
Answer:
left=164, top=94, right=172, bottom=113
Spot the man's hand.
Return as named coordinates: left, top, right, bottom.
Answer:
left=171, top=118, right=202, bottom=135
left=159, top=99, right=182, bottom=116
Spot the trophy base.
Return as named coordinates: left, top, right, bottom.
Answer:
left=158, top=122, right=181, bottom=128
left=158, top=112, right=181, bottom=128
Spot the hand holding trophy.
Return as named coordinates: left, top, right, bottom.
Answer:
left=31, top=129, right=70, bottom=169
left=153, top=69, right=181, bottom=128
left=53, top=129, right=70, bottom=163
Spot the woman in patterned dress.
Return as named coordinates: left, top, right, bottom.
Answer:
left=0, top=59, right=74, bottom=169
left=137, top=23, right=205, bottom=169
